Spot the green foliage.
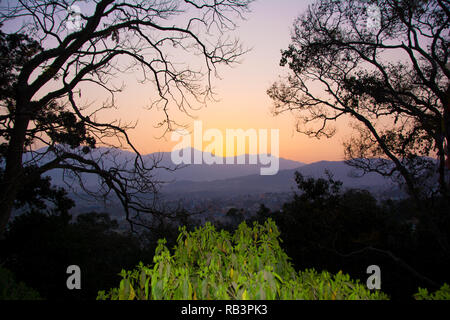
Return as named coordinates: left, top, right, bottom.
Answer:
left=258, top=171, right=450, bottom=300
left=294, top=269, right=388, bottom=300
left=414, top=284, right=450, bottom=300
left=0, top=266, right=41, bottom=300
left=98, top=220, right=389, bottom=300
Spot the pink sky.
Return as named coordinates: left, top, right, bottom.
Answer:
left=10, top=0, right=354, bottom=164
left=98, top=0, right=351, bottom=164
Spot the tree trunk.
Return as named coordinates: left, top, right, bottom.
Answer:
left=444, top=84, right=450, bottom=199
left=437, top=137, right=448, bottom=198
left=0, top=111, right=30, bottom=236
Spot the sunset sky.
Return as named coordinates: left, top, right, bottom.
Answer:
left=113, top=0, right=351, bottom=164
left=19, top=0, right=356, bottom=164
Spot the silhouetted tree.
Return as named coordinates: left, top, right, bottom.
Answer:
left=0, top=0, right=254, bottom=235
left=263, top=171, right=450, bottom=300
left=226, top=207, right=245, bottom=225
left=268, top=0, right=449, bottom=201
left=0, top=210, right=151, bottom=300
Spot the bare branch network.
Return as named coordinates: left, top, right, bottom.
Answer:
left=268, top=0, right=449, bottom=200
left=0, top=0, right=254, bottom=233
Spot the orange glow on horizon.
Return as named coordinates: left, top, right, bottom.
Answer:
left=31, top=0, right=353, bottom=165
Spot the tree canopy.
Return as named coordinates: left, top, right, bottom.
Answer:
left=0, top=0, right=254, bottom=234
left=268, top=0, right=449, bottom=201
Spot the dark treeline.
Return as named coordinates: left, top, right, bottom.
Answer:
left=0, top=176, right=165, bottom=300
left=1, top=171, right=449, bottom=300
left=250, top=173, right=450, bottom=300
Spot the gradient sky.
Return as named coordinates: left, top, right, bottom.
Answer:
left=18, top=0, right=355, bottom=164
left=105, top=0, right=352, bottom=164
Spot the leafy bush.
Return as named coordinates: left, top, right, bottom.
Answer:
left=414, top=284, right=450, bottom=300
left=97, top=220, right=389, bottom=300
left=0, top=266, right=42, bottom=300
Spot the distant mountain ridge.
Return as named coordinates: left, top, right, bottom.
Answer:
left=18, top=146, right=404, bottom=200
left=159, top=160, right=398, bottom=198
left=22, top=147, right=305, bottom=187
left=15, top=147, right=405, bottom=216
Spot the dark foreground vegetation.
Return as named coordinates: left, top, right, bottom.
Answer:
left=0, top=0, right=448, bottom=300
left=1, top=172, right=449, bottom=300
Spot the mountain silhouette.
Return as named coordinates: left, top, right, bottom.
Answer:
left=159, top=160, right=398, bottom=198
left=23, top=146, right=305, bottom=187
left=20, top=146, right=401, bottom=201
